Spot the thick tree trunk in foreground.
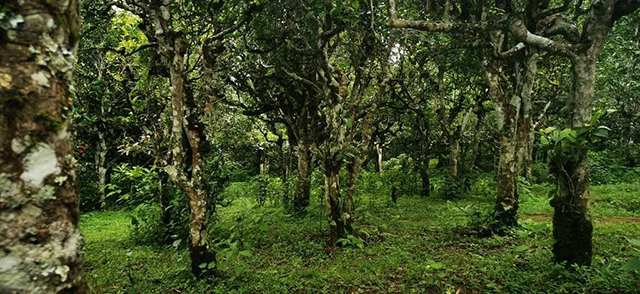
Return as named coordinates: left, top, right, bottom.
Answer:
left=0, top=0, right=87, bottom=292
left=294, top=140, right=312, bottom=212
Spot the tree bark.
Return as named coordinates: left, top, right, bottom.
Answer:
left=95, top=127, right=107, bottom=211
left=420, top=159, right=431, bottom=197
left=479, top=40, right=539, bottom=230
left=151, top=1, right=215, bottom=277
left=293, top=140, right=312, bottom=212
left=324, top=159, right=350, bottom=243
left=550, top=56, right=596, bottom=266
left=375, top=138, right=384, bottom=174
left=0, top=0, right=87, bottom=292
left=446, top=135, right=460, bottom=195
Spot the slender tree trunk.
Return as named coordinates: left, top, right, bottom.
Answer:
left=391, top=186, right=398, bottom=204
left=420, top=158, right=431, bottom=197
left=550, top=57, right=596, bottom=266
left=259, top=148, right=269, bottom=175
left=151, top=1, right=215, bottom=277
left=158, top=172, right=171, bottom=228
left=281, top=140, right=291, bottom=203
left=294, top=140, right=312, bottom=212
left=524, top=134, right=535, bottom=181
left=95, top=128, right=107, bottom=210
left=375, top=139, right=384, bottom=174
left=446, top=135, right=460, bottom=194
left=0, top=0, right=87, bottom=292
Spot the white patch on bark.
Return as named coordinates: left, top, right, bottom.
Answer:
left=0, top=256, right=19, bottom=271
left=31, top=71, right=50, bottom=88
left=11, top=138, right=27, bottom=154
left=20, top=143, right=60, bottom=188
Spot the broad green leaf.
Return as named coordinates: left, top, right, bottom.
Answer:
left=513, top=245, right=529, bottom=252
left=621, top=257, right=640, bottom=271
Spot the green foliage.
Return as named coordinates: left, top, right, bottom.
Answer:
left=537, top=110, right=615, bottom=164
left=130, top=203, right=163, bottom=245
left=590, top=151, right=640, bottom=185
left=621, top=239, right=640, bottom=271
left=336, top=235, right=365, bottom=249
left=107, top=164, right=159, bottom=207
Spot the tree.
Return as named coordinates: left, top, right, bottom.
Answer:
left=0, top=0, right=87, bottom=292
left=510, top=0, right=640, bottom=266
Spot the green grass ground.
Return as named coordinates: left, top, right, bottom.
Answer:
left=81, top=183, right=640, bottom=293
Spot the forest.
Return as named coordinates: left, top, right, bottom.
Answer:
left=1, top=0, right=640, bottom=293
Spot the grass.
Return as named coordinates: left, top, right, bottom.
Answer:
left=80, top=181, right=640, bottom=293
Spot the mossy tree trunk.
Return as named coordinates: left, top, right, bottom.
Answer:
left=294, top=139, right=312, bottom=213
left=550, top=57, right=597, bottom=266
left=0, top=0, right=87, bottom=292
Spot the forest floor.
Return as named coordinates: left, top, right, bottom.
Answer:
left=81, top=182, right=640, bottom=293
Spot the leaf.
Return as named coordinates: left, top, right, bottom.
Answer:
left=621, top=257, right=640, bottom=271
left=431, top=262, right=445, bottom=270
left=513, top=245, right=529, bottom=252
left=540, top=136, right=549, bottom=145
left=239, top=250, right=252, bottom=257
left=628, top=239, right=640, bottom=247
left=172, top=239, right=181, bottom=248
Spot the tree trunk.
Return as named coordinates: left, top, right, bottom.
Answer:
left=158, top=172, right=171, bottom=228
left=445, top=135, right=460, bottom=197
left=420, top=159, right=431, bottom=197
left=294, top=140, right=312, bottom=212
left=151, top=0, right=215, bottom=277
left=258, top=148, right=269, bottom=175
left=0, top=0, right=87, bottom=292
left=280, top=140, right=291, bottom=204
left=324, top=160, right=350, bottom=243
left=375, top=139, right=384, bottom=174
left=494, top=124, right=520, bottom=228
left=391, top=186, right=398, bottom=204
left=95, top=128, right=107, bottom=211
left=550, top=57, right=596, bottom=266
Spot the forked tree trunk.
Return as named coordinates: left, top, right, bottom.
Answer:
left=482, top=47, right=538, bottom=230
left=151, top=0, right=215, bottom=276
left=294, top=140, right=312, bottom=212
left=0, top=0, right=87, bottom=292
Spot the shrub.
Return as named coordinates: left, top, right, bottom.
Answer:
left=130, top=203, right=163, bottom=245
